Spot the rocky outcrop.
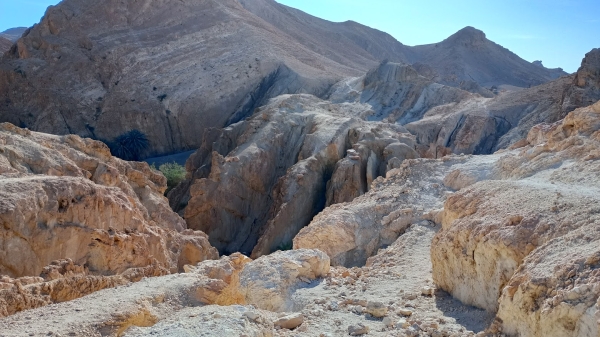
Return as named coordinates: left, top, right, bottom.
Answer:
left=432, top=101, right=600, bottom=336
left=294, top=153, right=498, bottom=267
left=0, top=248, right=328, bottom=334
left=0, top=122, right=217, bottom=279
left=563, top=48, right=600, bottom=112
left=328, top=61, right=474, bottom=125
left=403, top=49, right=600, bottom=155
left=169, top=94, right=417, bottom=257
left=0, top=259, right=166, bottom=317
left=183, top=248, right=330, bottom=312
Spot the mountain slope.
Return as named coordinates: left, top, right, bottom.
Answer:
left=0, top=27, right=27, bottom=42
left=409, top=27, right=568, bottom=87
left=0, top=1, right=570, bottom=158
left=0, top=37, right=11, bottom=54
left=0, top=0, right=376, bottom=157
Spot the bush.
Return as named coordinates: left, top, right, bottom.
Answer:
left=110, top=130, right=149, bottom=161
left=158, top=162, right=186, bottom=194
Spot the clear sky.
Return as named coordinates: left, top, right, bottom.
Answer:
left=1, top=0, right=598, bottom=73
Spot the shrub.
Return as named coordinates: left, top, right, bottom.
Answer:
left=110, top=130, right=149, bottom=161
left=158, top=162, right=186, bottom=194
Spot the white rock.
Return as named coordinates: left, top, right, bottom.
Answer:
left=348, top=323, right=370, bottom=336
left=274, top=313, right=304, bottom=330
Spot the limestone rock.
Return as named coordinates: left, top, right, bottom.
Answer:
left=240, top=249, right=330, bottom=312
left=365, top=301, right=387, bottom=318
left=0, top=123, right=217, bottom=279
left=0, top=260, right=166, bottom=317
left=274, top=312, right=304, bottom=329
left=294, top=154, right=497, bottom=266
left=348, top=323, right=370, bottom=336
left=170, top=94, right=416, bottom=257
left=431, top=102, right=600, bottom=335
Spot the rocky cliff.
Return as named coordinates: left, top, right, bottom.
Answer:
left=0, top=122, right=217, bottom=315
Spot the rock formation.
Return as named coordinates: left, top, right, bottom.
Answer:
left=0, top=249, right=330, bottom=336
left=168, top=94, right=417, bottom=257
left=0, top=122, right=217, bottom=315
left=432, top=101, right=600, bottom=335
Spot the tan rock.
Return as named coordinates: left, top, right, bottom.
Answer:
left=0, top=123, right=218, bottom=315
left=240, top=249, right=330, bottom=312
left=432, top=102, right=600, bottom=336
left=274, top=313, right=304, bottom=329
left=365, top=301, right=388, bottom=318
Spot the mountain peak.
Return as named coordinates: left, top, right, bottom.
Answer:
left=445, top=26, right=487, bottom=46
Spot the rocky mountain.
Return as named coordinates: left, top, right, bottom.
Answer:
left=2, top=100, right=599, bottom=336
left=1, top=0, right=599, bottom=335
left=0, top=27, right=27, bottom=42
left=408, top=27, right=567, bottom=88
left=0, top=0, right=567, bottom=158
left=0, top=37, right=11, bottom=54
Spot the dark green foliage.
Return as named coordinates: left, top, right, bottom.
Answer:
left=110, top=130, right=149, bottom=161
left=276, top=241, right=293, bottom=251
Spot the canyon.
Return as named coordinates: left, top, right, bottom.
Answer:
left=0, top=0, right=599, bottom=336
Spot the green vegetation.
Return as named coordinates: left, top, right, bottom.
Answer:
left=156, top=162, right=186, bottom=194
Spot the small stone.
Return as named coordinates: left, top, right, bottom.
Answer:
left=366, top=301, right=388, bottom=318
left=243, top=311, right=259, bottom=321
left=395, top=318, right=410, bottom=329
left=421, top=286, right=435, bottom=296
left=348, top=323, right=370, bottom=336
left=397, top=308, right=413, bottom=316
left=274, top=313, right=304, bottom=330
left=383, top=316, right=393, bottom=327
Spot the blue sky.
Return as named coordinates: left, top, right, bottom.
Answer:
left=2, top=0, right=598, bottom=72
